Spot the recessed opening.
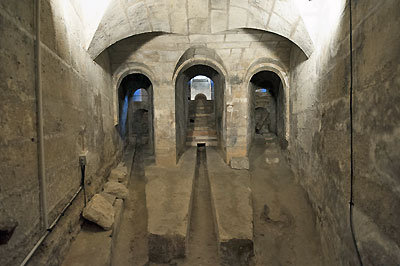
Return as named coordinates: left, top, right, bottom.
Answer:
left=249, top=71, right=287, bottom=148
left=190, top=75, right=214, bottom=100
left=132, top=88, right=148, bottom=102
left=175, top=64, right=225, bottom=162
left=197, top=143, right=206, bottom=147
left=118, top=73, right=154, bottom=153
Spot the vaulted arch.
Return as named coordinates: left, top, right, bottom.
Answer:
left=86, top=0, right=314, bottom=59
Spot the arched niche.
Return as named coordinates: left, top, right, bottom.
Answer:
left=117, top=73, right=155, bottom=154
left=245, top=59, right=290, bottom=151
left=173, top=48, right=228, bottom=162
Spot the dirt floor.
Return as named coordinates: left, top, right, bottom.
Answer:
left=249, top=135, right=323, bottom=266
left=112, top=143, right=149, bottom=266
left=112, top=135, right=324, bottom=266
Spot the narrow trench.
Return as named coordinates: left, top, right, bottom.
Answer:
left=112, top=141, right=149, bottom=266
left=183, top=144, right=219, bottom=265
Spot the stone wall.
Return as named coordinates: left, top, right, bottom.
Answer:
left=109, top=30, right=292, bottom=164
left=288, top=1, right=400, bottom=265
left=0, top=0, right=121, bottom=265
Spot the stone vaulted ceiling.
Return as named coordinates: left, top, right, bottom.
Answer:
left=86, top=0, right=314, bottom=59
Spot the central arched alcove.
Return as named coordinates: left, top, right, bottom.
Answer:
left=175, top=64, right=225, bottom=162
left=249, top=71, right=287, bottom=148
left=190, top=75, right=214, bottom=100
left=118, top=73, right=154, bottom=154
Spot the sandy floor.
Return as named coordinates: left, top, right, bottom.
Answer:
left=112, top=144, right=149, bottom=266
left=250, top=135, right=323, bottom=266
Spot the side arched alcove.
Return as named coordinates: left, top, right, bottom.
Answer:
left=173, top=48, right=228, bottom=163
left=245, top=59, right=290, bottom=152
left=113, top=63, right=157, bottom=124
left=115, top=67, right=155, bottom=154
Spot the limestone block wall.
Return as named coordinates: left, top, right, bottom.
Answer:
left=289, top=1, right=400, bottom=265
left=109, top=30, right=292, bottom=164
left=0, top=1, right=121, bottom=265
left=87, top=0, right=314, bottom=59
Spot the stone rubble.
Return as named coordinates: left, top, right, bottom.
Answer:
left=104, top=181, right=129, bottom=199
left=100, top=192, right=117, bottom=205
left=109, top=164, right=128, bottom=183
left=83, top=194, right=115, bottom=230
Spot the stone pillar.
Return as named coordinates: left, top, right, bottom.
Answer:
left=153, top=83, right=177, bottom=166
left=225, top=84, right=249, bottom=163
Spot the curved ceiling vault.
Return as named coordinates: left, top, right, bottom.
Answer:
left=87, top=0, right=314, bottom=59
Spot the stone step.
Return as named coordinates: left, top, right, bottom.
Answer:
left=188, top=122, right=215, bottom=127
left=188, top=126, right=216, bottom=131
left=189, top=114, right=214, bottom=119
left=263, top=133, right=277, bottom=141
left=187, top=130, right=217, bottom=137
left=187, top=135, right=218, bottom=141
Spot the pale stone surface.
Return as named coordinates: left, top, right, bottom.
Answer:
left=211, top=0, right=227, bottom=10
left=99, top=192, right=116, bottom=205
left=109, top=166, right=128, bottom=183
left=104, top=181, right=129, bottom=199
left=83, top=194, right=115, bottom=230
left=230, top=157, right=250, bottom=170
left=265, top=157, right=279, bottom=164
left=228, top=6, right=247, bottom=29
left=86, top=0, right=313, bottom=58
left=211, top=10, right=228, bottom=33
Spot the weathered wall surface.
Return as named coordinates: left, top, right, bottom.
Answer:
left=109, top=30, right=292, bottom=164
left=289, top=1, right=400, bottom=265
left=0, top=0, right=121, bottom=265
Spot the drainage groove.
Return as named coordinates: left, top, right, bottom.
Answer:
left=185, top=144, right=219, bottom=265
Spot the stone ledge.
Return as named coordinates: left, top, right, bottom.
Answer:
left=145, top=147, right=197, bottom=263
left=207, top=148, right=254, bottom=266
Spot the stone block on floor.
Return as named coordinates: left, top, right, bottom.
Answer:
left=99, top=192, right=116, bottom=205
left=82, top=194, right=115, bottom=231
left=103, top=181, right=129, bottom=199
left=109, top=166, right=128, bottom=183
